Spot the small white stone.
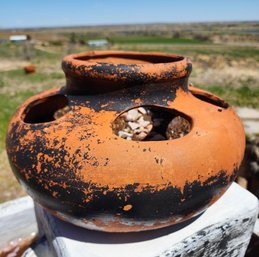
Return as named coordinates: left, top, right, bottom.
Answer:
left=138, top=107, right=147, bottom=114
left=134, top=128, right=142, bottom=134
left=146, top=124, right=153, bottom=131
left=141, top=121, right=151, bottom=127
left=137, top=116, right=144, bottom=123
left=143, top=127, right=152, bottom=133
left=118, top=131, right=133, bottom=138
left=126, top=109, right=141, bottom=121
left=128, top=122, right=140, bottom=130
left=135, top=131, right=147, bottom=140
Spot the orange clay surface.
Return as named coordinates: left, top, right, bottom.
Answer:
left=8, top=86, right=245, bottom=194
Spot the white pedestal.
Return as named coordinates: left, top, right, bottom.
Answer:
left=35, top=183, right=258, bottom=257
left=0, top=196, right=37, bottom=248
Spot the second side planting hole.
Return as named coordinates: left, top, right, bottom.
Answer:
left=190, top=88, right=229, bottom=109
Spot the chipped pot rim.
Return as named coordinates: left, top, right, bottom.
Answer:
left=62, top=50, right=192, bottom=81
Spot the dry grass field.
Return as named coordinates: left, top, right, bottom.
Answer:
left=0, top=22, right=259, bottom=202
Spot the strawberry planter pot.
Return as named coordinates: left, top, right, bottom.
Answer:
left=6, top=51, right=245, bottom=232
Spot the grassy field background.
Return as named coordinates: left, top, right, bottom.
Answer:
left=0, top=22, right=259, bottom=202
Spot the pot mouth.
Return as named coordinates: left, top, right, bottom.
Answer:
left=72, top=52, right=185, bottom=64
left=63, top=50, right=189, bottom=68
left=62, top=51, right=192, bottom=94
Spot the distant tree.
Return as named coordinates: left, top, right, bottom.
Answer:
left=172, top=32, right=181, bottom=38
left=67, top=33, right=76, bottom=54
left=23, top=41, right=34, bottom=61
left=193, top=33, right=210, bottom=42
left=69, top=33, right=76, bottom=44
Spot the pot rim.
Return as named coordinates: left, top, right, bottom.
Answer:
left=62, top=50, right=192, bottom=81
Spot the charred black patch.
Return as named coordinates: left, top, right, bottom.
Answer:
left=67, top=81, right=181, bottom=112
left=63, top=58, right=189, bottom=96
left=13, top=162, right=232, bottom=222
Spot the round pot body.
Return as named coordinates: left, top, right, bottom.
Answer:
left=6, top=51, right=245, bottom=232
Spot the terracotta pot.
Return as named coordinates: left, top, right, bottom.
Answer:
left=6, top=51, right=245, bottom=232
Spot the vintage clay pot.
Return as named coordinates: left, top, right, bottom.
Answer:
left=24, top=64, right=36, bottom=74
left=6, top=51, right=245, bottom=232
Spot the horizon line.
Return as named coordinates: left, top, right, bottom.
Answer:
left=1, top=20, right=259, bottom=31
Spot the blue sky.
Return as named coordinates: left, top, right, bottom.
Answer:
left=0, top=0, right=259, bottom=28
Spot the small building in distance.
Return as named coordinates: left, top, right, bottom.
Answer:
left=87, top=39, right=109, bottom=47
left=9, top=35, right=31, bottom=43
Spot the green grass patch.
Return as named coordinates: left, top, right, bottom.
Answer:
left=225, top=48, right=259, bottom=59
left=115, top=44, right=259, bottom=60
left=76, top=35, right=205, bottom=44
left=198, top=85, right=259, bottom=108
left=0, top=91, right=35, bottom=150
left=0, top=43, right=22, bottom=58
left=188, top=47, right=259, bottom=59
left=33, top=48, right=62, bottom=60
left=1, top=69, right=47, bottom=83
left=0, top=43, right=62, bottom=61
left=0, top=69, right=64, bottom=87
left=110, top=36, right=204, bottom=44
left=0, top=77, right=4, bottom=88
left=185, top=47, right=259, bottom=59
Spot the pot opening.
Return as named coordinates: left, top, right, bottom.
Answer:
left=23, top=94, right=70, bottom=124
left=190, top=90, right=229, bottom=109
left=75, top=53, right=184, bottom=64
left=112, top=106, right=191, bottom=141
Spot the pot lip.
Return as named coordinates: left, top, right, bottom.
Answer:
left=62, top=50, right=192, bottom=80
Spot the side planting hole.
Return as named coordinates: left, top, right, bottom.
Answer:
left=190, top=88, right=229, bottom=109
left=112, top=106, right=191, bottom=141
left=23, top=94, right=70, bottom=124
